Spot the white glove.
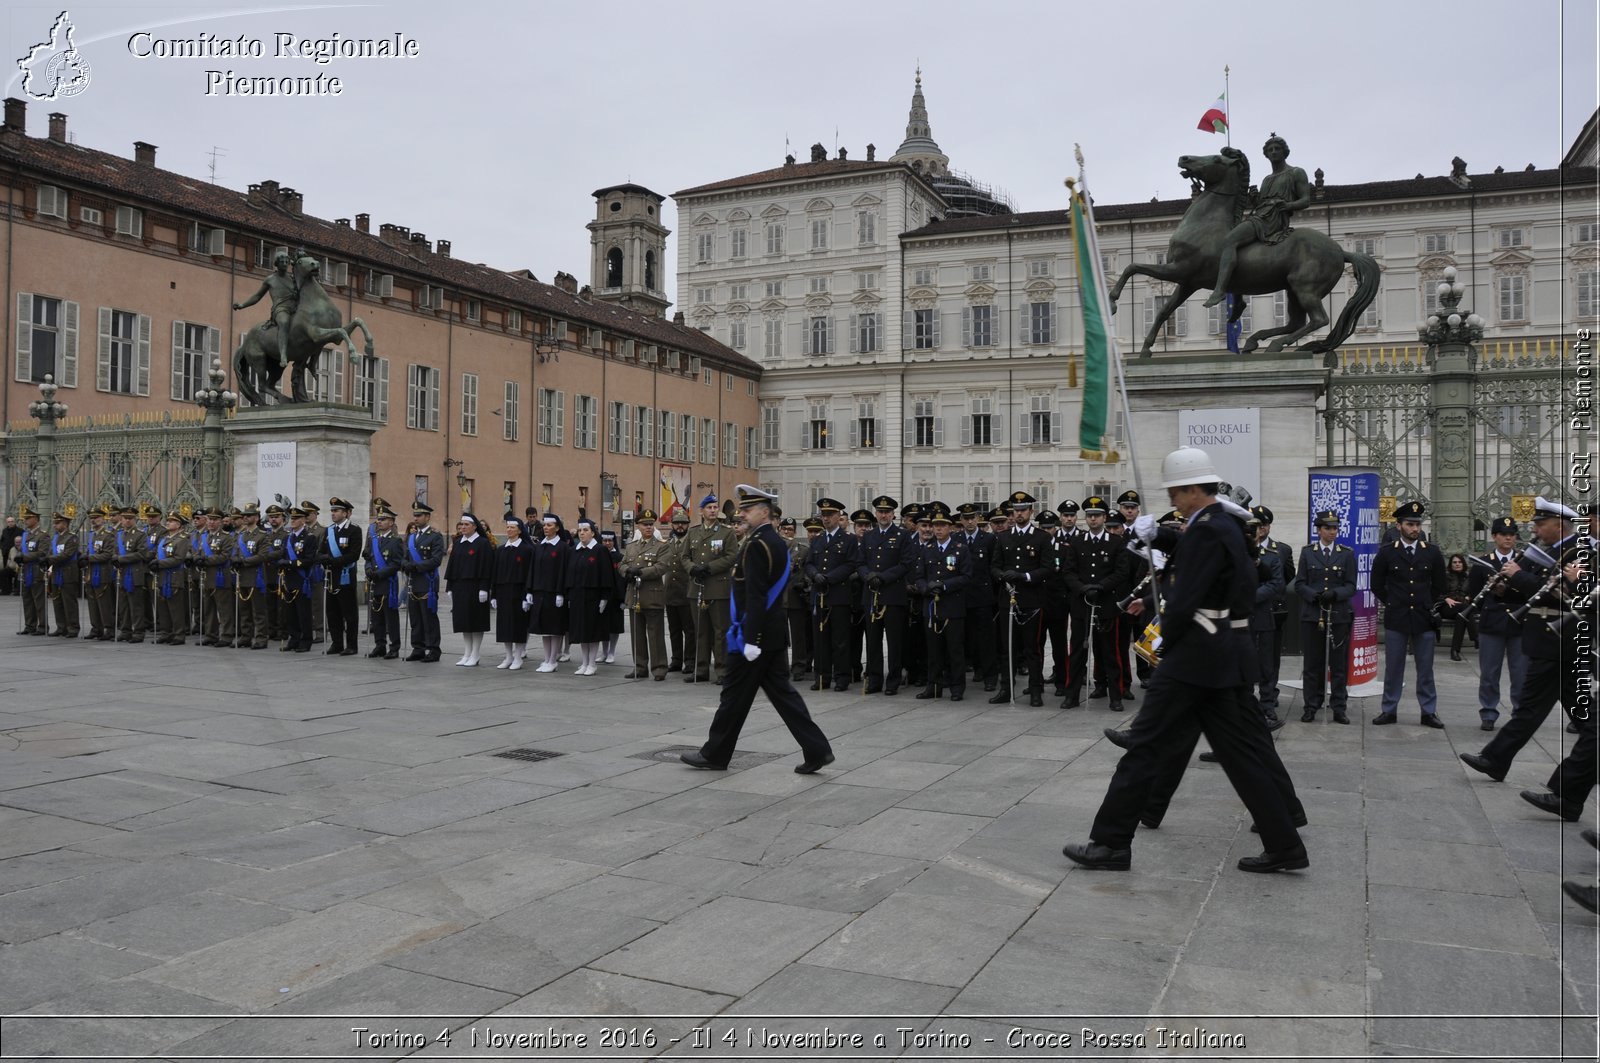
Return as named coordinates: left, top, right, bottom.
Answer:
left=490, top=599, right=497, bottom=610
left=522, top=593, right=533, bottom=611
left=555, top=595, right=564, bottom=607
left=742, top=643, right=761, bottom=661
left=1131, top=514, right=1158, bottom=545
left=598, top=599, right=608, bottom=614
left=478, top=589, right=488, bottom=603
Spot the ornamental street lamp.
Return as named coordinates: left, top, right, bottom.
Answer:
left=1421, top=266, right=1484, bottom=553
left=27, top=374, right=68, bottom=521
left=193, top=358, right=237, bottom=510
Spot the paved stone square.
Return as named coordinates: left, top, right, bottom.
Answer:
left=0, top=598, right=1595, bottom=1061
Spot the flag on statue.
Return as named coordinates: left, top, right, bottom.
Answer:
left=1197, top=94, right=1228, bottom=135
left=1067, top=176, right=1114, bottom=462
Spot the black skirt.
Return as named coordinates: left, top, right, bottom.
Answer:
left=449, top=582, right=492, bottom=633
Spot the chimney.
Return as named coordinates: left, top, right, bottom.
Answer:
left=810, top=143, right=826, bottom=162
left=3, top=98, right=25, bottom=135
left=866, top=143, right=876, bottom=162
left=672, top=311, right=685, bottom=325
left=578, top=284, right=593, bottom=303
left=837, top=147, right=848, bottom=161
left=335, top=218, right=350, bottom=228
left=436, top=239, right=451, bottom=258
left=355, top=212, right=370, bottom=233
left=133, top=141, right=156, bottom=166
left=409, top=232, right=431, bottom=252
left=278, top=187, right=302, bottom=214
left=553, top=271, right=578, bottom=295
left=47, top=113, right=66, bottom=143
left=252, top=179, right=279, bottom=206
left=378, top=222, right=409, bottom=246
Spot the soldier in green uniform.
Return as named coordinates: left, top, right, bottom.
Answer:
left=16, top=505, right=47, bottom=635
left=262, top=505, right=288, bottom=641
left=141, top=504, right=162, bottom=633
left=197, top=508, right=236, bottom=646
left=232, top=503, right=271, bottom=649
left=681, top=493, right=736, bottom=683
left=301, top=500, right=327, bottom=643
left=45, top=510, right=81, bottom=638
left=112, top=505, right=151, bottom=642
left=152, top=511, right=192, bottom=643
left=81, top=504, right=116, bottom=640
left=620, top=509, right=671, bottom=680
left=663, top=509, right=694, bottom=673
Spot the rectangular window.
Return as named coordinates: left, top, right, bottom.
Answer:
left=537, top=387, right=565, bottom=445
left=681, top=413, right=697, bottom=462
left=465, top=298, right=481, bottom=323
left=764, top=279, right=784, bottom=299
left=1027, top=301, right=1056, bottom=345
left=1498, top=274, right=1526, bottom=321
left=913, top=308, right=940, bottom=350
left=854, top=397, right=878, bottom=449
left=966, top=304, right=994, bottom=347
left=507, top=308, right=522, bottom=332
left=1422, top=232, right=1452, bottom=254
left=1350, top=237, right=1379, bottom=256
left=354, top=356, right=390, bottom=422
left=636, top=405, right=654, bottom=457
left=115, top=205, right=142, bottom=238
left=730, top=227, right=747, bottom=259
left=169, top=320, right=216, bottom=400
left=964, top=395, right=995, bottom=447
left=658, top=409, right=676, bottom=460
left=729, top=284, right=748, bottom=302
left=188, top=222, right=223, bottom=254
left=80, top=205, right=103, bottom=226
left=857, top=211, right=876, bottom=245
left=1027, top=259, right=1052, bottom=278
left=857, top=272, right=878, bottom=291
left=574, top=395, right=597, bottom=450
left=1578, top=222, right=1599, bottom=244
left=701, top=418, right=717, bottom=464
left=807, top=315, right=834, bottom=355
left=811, top=218, right=829, bottom=250
left=724, top=422, right=738, bottom=467
left=913, top=267, right=934, bottom=287
left=762, top=403, right=782, bottom=454
left=808, top=276, right=829, bottom=294
left=765, top=221, right=785, bottom=255
left=729, top=320, right=747, bottom=349
left=912, top=398, right=940, bottom=448
left=694, top=286, right=713, bottom=304
left=696, top=232, right=714, bottom=263
left=98, top=308, right=148, bottom=395
left=806, top=400, right=831, bottom=450
left=460, top=373, right=479, bottom=436
left=746, top=427, right=759, bottom=469
left=764, top=317, right=783, bottom=359
left=37, top=185, right=65, bottom=219
left=1496, top=228, right=1525, bottom=249
left=970, top=264, right=992, bottom=282
left=503, top=380, right=520, bottom=441
left=1022, top=393, right=1062, bottom=445
left=608, top=400, right=631, bottom=453
left=406, top=364, right=440, bottom=431
left=854, top=312, right=879, bottom=353
left=1578, top=270, right=1599, bottom=318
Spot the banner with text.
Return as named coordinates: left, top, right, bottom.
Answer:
left=257, top=442, right=297, bottom=511
left=1308, top=466, right=1381, bottom=686
left=1179, top=408, right=1260, bottom=499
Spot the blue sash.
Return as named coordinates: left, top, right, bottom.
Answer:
left=158, top=539, right=175, bottom=599
left=50, top=534, right=65, bottom=586
left=19, top=532, right=32, bottom=589
left=727, top=547, right=790, bottom=655
left=373, top=541, right=401, bottom=610
left=88, top=535, right=103, bottom=588
left=407, top=533, right=437, bottom=610
left=326, top=526, right=352, bottom=586
left=116, top=530, right=135, bottom=592
left=200, top=533, right=226, bottom=589
left=285, top=532, right=311, bottom=595
left=238, top=536, right=265, bottom=591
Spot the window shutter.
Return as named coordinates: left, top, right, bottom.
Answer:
left=992, top=307, right=1003, bottom=345
left=827, top=316, right=836, bottom=354
left=932, top=311, right=942, bottom=347
left=933, top=416, right=944, bottom=447
left=97, top=307, right=112, bottom=392
left=1018, top=306, right=1030, bottom=345
left=849, top=418, right=859, bottom=448
left=849, top=313, right=858, bottom=353
left=207, top=228, right=225, bottom=256
left=1050, top=414, right=1063, bottom=445
left=330, top=340, right=344, bottom=403
left=904, top=416, right=915, bottom=441
left=960, top=414, right=972, bottom=445
left=991, top=416, right=1003, bottom=446
left=376, top=358, right=390, bottom=422
left=1018, top=413, right=1031, bottom=445
left=555, top=390, right=565, bottom=444
left=902, top=311, right=914, bottom=348
left=962, top=307, right=971, bottom=347
left=799, top=420, right=809, bottom=450
left=136, top=314, right=151, bottom=396
left=171, top=320, right=185, bottom=399
left=405, top=365, right=418, bottom=428
left=826, top=419, right=835, bottom=450
left=1047, top=302, right=1057, bottom=345
left=15, top=293, right=31, bottom=382
left=60, top=301, right=78, bottom=387
left=427, top=368, right=440, bottom=431
left=1174, top=305, right=1189, bottom=337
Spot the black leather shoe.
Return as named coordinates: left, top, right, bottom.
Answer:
left=809, top=679, right=822, bottom=691
left=1138, top=814, right=1161, bottom=830
left=1449, top=650, right=1463, bottom=662
left=1029, top=692, right=1044, bottom=707
left=680, top=751, right=729, bottom=771
left=794, top=752, right=835, bottom=775
left=1198, top=751, right=1220, bottom=763
left=1103, top=727, right=1132, bottom=750
left=1062, top=841, right=1131, bottom=871
left=1480, top=719, right=1496, bottom=731
left=1061, top=696, right=1081, bottom=709
left=1264, top=713, right=1285, bottom=732
left=1109, top=700, right=1125, bottom=713
left=914, top=687, right=940, bottom=700
left=1563, top=881, right=1600, bottom=914
left=366, top=647, right=387, bottom=658
left=983, top=678, right=996, bottom=692
left=883, top=685, right=899, bottom=697
left=1238, top=844, right=1309, bottom=873
left=422, top=651, right=441, bottom=662
left=1300, top=709, right=1318, bottom=722
left=405, top=649, right=425, bottom=661
left=1459, top=753, right=1507, bottom=781
left=832, top=681, right=848, bottom=692
left=948, top=691, right=963, bottom=702
left=988, top=690, right=1011, bottom=704
left=1371, top=712, right=1398, bottom=725
left=339, top=646, right=357, bottom=656
left=1250, top=811, right=1309, bottom=833
left=1420, top=714, right=1444, bottom=729
left=384, top=648, right=399, bottom=660
left=1088, top=687, right=1107, bottom=700
left=1521, top=789, right=1582, bottom=822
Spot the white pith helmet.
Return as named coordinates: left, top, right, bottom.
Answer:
left=1160, top=446, right=1219, bottom=488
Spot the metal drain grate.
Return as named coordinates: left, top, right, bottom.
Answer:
left=491, top=748, right=566, bottom=762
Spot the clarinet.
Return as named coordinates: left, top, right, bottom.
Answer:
left=1116, top=572, right=1153, bottom=611
left=1457, top=550, right=1523, bottom=622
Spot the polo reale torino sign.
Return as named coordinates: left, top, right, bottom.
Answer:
left=1178, top=408, right=1260, bottom=497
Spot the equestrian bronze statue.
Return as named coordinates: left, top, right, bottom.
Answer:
left=1109, top=137, right=1379, bottom=358
left=234, top=250, right=375, bottom=405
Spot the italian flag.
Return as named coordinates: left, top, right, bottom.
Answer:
left=1068, top=179, right=1114, bottom=461
left=1197, top=94, right=1228, bottom=135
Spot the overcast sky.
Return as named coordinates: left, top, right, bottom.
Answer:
left=7, top=0, right=1596, bottom=294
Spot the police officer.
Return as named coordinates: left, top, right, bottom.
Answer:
left=621, top=509, right=671, bottom=680
left=899, top=504, right=926, bottom=688
left=1061, top=495, right=1132, bottom=711
left=365, top=503, right=405, bottom=659
left=991, top=491, right=1054, bottom=706
left=781, top=517, right=814, bottom=681
left=804, top=497, right=858, bottom=692
left=915, top=502, right=972, bottom=701
left=1253, top=505, right=1295, bottom=718
left=1292, top=510, right=1356, bottom=723
left=1042, top=505, right=1073, bottom=695
left=402, top=503, right=445, bottom=662
left=1370, top=500, right=1447, bottom=728
left=956, top=502, right=999, bottom=691
left=859, top=495, right=915, bottom=695
left=1245, top=508, right=1285, bottom=728
left=152, top=511, right=191, bottom=644
left=1462, top=516, right=1528, bottom=731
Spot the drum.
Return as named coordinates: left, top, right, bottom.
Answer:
left=1133, top=620, right=1162, bottom=667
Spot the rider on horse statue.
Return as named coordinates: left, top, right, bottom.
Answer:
left=234, top=249, right=302, bottom=368
left=1204, top=135, right=1313, bottom=308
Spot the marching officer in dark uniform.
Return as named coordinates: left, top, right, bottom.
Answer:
left=914, top=502, right=973, bottom=701
left=1253, top=505, right=1295, bottom=719
left=681, top=486, right=834, bottom=775
left=1370, top=500, right=1447, bottom=727
left=402, top=502, right=446, bottom=662
left=1460, top=496, right=1596, bottom=821
left=1245, top=508, right=1285, bottom=728
left=1061, top=495, right=1132, bottom=711
left=859, top=495, right=915, bottom=695
left=956, top=502, right=999, bottom=691
left=1292, top=510, right=1356, bottom=723
left=1462, top=516, right=1528, bottom=730
left=990, top=491, right=1054, bottom=706
left=781, top=517, right=814, bottom=681
left=365, top=502, right=405, bottom=658
left=804, top=498, right=858, bottom=692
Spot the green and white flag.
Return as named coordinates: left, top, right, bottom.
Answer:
left=1068, top=160, right=1117, bottom=462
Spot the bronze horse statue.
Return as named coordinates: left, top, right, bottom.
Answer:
left=234, top=253, right=375, bottom=405
left=1109, top=149, right=1379, bottom=357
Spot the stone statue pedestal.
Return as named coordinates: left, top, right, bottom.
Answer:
left=225, top=404, right=379, bottom=516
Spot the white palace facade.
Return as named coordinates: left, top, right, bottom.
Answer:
left=675, top=74, right=1597, bottom=515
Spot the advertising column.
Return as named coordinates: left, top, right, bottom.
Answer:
left=1308, top=466, right=1381, bottom=687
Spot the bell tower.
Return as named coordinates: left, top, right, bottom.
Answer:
left=588, top=183, right=671, bottom=317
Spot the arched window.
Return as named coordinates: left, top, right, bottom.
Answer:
left=644, top=250, right=657, bottom=291
left=606, top=248, right=623, bottom=288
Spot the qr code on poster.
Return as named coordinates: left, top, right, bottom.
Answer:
left=1310, top=478, right=1352, bottom=528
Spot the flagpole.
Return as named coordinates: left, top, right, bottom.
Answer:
left=1224, top=65, right=1231, bottom=148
